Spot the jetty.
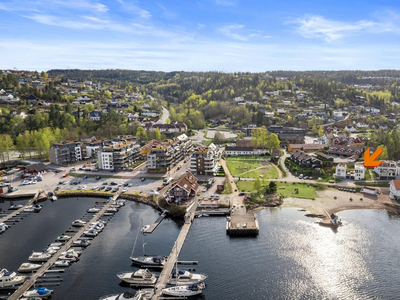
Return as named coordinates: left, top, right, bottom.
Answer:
left=0, top=190, right=40, bottom=224
left=144, top=212, right=167, bottom=234
left=8, top=192, right=121, bottom=300
left=152, top=201, right=198, bottom=300
left=226, top=201, right=259, bottom=236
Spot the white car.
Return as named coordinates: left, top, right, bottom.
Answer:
left=149, top=190, right=159, bottom=196
left=82, top=185, right=87, bottom=190
left=215, top=195, right=220, bottom=200
left=92, top=186, right=98, bottom=190
left=202, top=187, right=207, bottom=192
left=128, top=183, right=133, bottom=187
left=121, top=187, right=128, bottom=193
left=31, top=180, right=37, bottom=184
left=210, top=194, right=215, bottom=199
left=21, top=181, right=31, bottom=185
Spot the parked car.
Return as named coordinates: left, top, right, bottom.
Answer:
left=98, top=186, right=105, bottom=191
left=238, top=192, right=246, bottom=196
left=105, top=186, right=112, bottom=191
left=78, top=168, right=83, bottom=171
left=149, top=190, right=159, bottom=196
left=55, top=186, right=60, bottom=191
left=112, top=187, right=119, bottom=192
left=102, top=182, right=108, bottom=185
left=141, top=178, right=145, bottom=182
left=82, top=185, right=87, bottom=190
left=83, top=176, right=88, bottom=180
left=215, top=195, right=220, bottom=200
left=92, top=186, right=98, bottom=190
left=111, top=181, right=117, bottom=186
left=124, top=182, right=129, bottom=187
left=95, top=176, right=101, bottom=180
left=202, top=187, right=207, bottom=192
left=70, top=168, right=76, bottom=171
left=121, top=187, right=128, bottom=193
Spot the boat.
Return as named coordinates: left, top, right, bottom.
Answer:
left=8, top=204, right=23, bottom=210
left=45, top=248, right=57, bottom=255
left=84, top=229, right=99, bottom=237
left=33, top=204, right=43, bottom=212
left=52, top=195, right=57, bottom=201
left=29, top=252, right=52, bottom=262
left=99, top=289, right=154, bottom=300
left=117, top=269, right=157, bottom=285
left=89, top=221, right=105, bottom=231
left=61, top=249, right=81, bottom=257
left=0, top=223, right=9, bottom=234
left=202, top=214, right=210, bottom=217
left=168, top=269, right=208, bottom=285
left=18, top=263, right=42, bottom=273
left=58, top=254, right=78, bottom=262
left=106, top=207, right=118, bottom=213
left=0, top=269, right=26, bottom=287
left=162, top=282, right=205, bottom=297
left=54, top=260, right=70, bottom=267
left=87, top=207, right=100, bottom=213
left=48, top=242, right=63, bottom=248
left=56, top=234, right=71, bottom=242
left=23, top=206, right=35, bottom=213
left=141, top=225, right=150, bottom=234
left=72, top=219, right=87, bottom=227
left=73, top=239, right=91, bottom=247
left=22, top=287, right=52, bottom=298
left=130, top=220, right=167, bottom=267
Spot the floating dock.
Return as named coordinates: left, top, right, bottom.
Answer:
left=152, top=202, right=198, bottom=300
left=8, top=192, right=121, bottom=300
left=144, top=212, right=167, bottom=234
left=0, top=191, right=40, bottom=224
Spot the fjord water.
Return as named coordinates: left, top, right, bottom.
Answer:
left=1, top=198, right=400, bottom=300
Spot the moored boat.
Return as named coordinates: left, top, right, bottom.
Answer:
left=0, top=269, right=26, bottom=287
left=22, top=287, right=52, bottom=298
left=56, top=234, right=71, bottom=242
left=8, top=204, right=23, bottom=210
left=18, top=263, right=42, bottom=273
left=29, top=252, right=52, bottom=262
left=73, top=239, right=91, bottom=247
left=54, top=260, right=71, bottom=267
left=87, top=207, right=100, bottom=213
left=0, top=223, right=9, bottom=234
left=168, top=269, right=208, bottom=285
left=117, top=269, right=157, bottom=285
left=72, top=219, right=87, bottom=227
left=141, top=225, right=150, bottom=234
left=99, top=289, right=154, bottom=300
left=84, top=229, right=99, bottom=237
left=162, top=282, right=205, bottom=297
left=33, top=204, right=43, bottom=212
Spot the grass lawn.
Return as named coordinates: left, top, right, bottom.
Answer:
left=226, top=156, right=270, bottom=160
left=226, top=160, right=279, bottom=179
left=236, top=181, right=317, bottom=199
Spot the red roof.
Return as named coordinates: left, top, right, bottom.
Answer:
left=391, top=180, right=400, bottom=190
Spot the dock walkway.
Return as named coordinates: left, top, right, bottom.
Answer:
left=0, top=191, right=39, bottom=223
left=152, top=200, right=198, bottom=300
left=8, top=192, right=121, bottom=300
left=145, top=212, right=167, bottom=234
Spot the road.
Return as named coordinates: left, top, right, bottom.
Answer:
left=160, top=106, right=169, bottom=124
left=189, top=130, right=206, bottom=145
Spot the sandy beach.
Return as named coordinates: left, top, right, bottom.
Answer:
left=281, top=187, right=399, bottom=217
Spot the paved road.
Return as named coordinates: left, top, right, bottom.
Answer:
left=160, top=106, right=169, bottom=124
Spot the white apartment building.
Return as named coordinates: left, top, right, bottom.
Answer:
left=374, top=160, right=397, bottom=180
left=335, top=163, right=347, bottom=179
left=354, top=163, right=365, bottom=181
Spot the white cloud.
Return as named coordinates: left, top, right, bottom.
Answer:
left=218, top=24, right=259, bottom=41
left=197, top=23, right=206, bottom=30
left=215, top=0, right=235, bottom=6
left=117, top=1, right=151, bottom=18
left=290, top=15, right=399, bottom=42
left=53, top=1, right=109, bottom=13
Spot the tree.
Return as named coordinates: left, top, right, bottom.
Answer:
left=213, top=130, right=224, bottom=144
left=165, top=118, right=171, bottom=124
left=378, top=144, right=388, bottom=160
left=318, top=126, right=324, bottom=137
left=16, top=133, right=29, bottom=158
left=253, top=177, right=261, bottom=194
left=268, top=181, right=277, bottom=194
left=155, top=128, right=161, bottom=140
left=0, top=134, right=14, bottom=162
left=136, top=126, right=148, bottom=141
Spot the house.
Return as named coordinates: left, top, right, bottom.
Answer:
left=290, top=150, right=322, bottom=168
left=354, top=163, right=365, bottom=180
left=49, top=141, right=82, bottom=165
left=283, top=100, right=291, bottom=106
left=265, top=91, right=279, bottom=96
left=327, top=146, right=362, bottom=158
left=97, top=140, right=141, bottom=170
left=88, top=111, right=101, bottom=121
left=378, top=123, right=388, bottom=130
left=356, top=122, right=368, bottom=128
left=335, top=163, right=347, bottom=179
left=264, top=112, right=274, bottom=118
left=296, top=114, right=307, bottom=120
left=374, top=160, right=398, bottom=180
left=287, top=144, right=327, bottom=153
left=144, top=121, right=187, bottom=134
left=167, top=172, right=199, bottom=203
left=141, top=139, right=162, bottom=158
left=345, top=125, right=356, bottom=132
left=24, top=163, right=47, bottom=176
left=142, top=110, right=160, bottom=117
left=26, top=94, right=38, bottom=103
left=225, top=146, right=255, bottom=156
left=277, top=108, right=285, bottom=114
left=389, top=180, right=400, bottom=200
left=388, top=113, right=396, bottom=122
left=315, top=152, right=334, bottom=162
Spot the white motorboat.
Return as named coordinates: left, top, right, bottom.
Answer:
left=0, top=223, right=9, bottom=234
left=23, top=287, right=53, bottom=298
left=52, top=195, right=57, bottom=201
left=89, top=221, right=105, bottom=231
left=73, top=239, right=91, bottom=247
left=18, top=263, right=42, bottom=273
left=23, top=205, right=35, bottom=213
left=61, top=249, right=81, bottom=257
left=72, top=219, right=87, bottom=227
left=54, top=260, right=70, bottom=267
left=106, top=207, right=118, bottom=213
left=87, top=207, right=100, bottom=213
left=48, top=242, right=63, bottom=248
left=56, top=234, right=71, bottom=242
left=0, top=269, right=26, bottom=287
left=29, top=252, right=52, bottom=262
left=99, top=289, right=154, bottom=300
left=8, top=204, right=23, bottom=210
left=33, top=204, right=43, bottom=212
left=58, top=254, right=78, bottom=262
left=162, top=282, right=205, bottom=297
left=168, top=269, right=208, bottom=285
left=84, top=229, right=99, bottom=237
left=117, top=269, right=157, bottom=285
left=45, top=248, right=57, bottom=255
left=141, top=225, right=150, bottom=234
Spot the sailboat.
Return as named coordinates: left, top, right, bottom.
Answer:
left=162, top=242, right=205, bottom=296
left=130, top=219, right=167, bottom=267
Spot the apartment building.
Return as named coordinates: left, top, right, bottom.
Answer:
left=97, top=140, right=141, bottom=170
left=374, top=160, right=398, bottom=180
left=49, top=141, right=82, bottom=165
left=83, top=139, right=110, bottom=158
left=190, top=143, right=223, bottom=175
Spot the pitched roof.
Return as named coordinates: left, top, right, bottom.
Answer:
left=391, top=180, right=400, bottom=190
left=174, top=172, right=199, bottom=194
left=25, top=163, right=47, bottom=172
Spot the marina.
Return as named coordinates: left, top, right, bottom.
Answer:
left=144, top=212, right=167, bottom=234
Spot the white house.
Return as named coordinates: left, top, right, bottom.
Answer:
left=233, top=97, right=245, bottom=102
left=277, top=108, right=285, bottom=114
left=283, top=100, right=291, bottom=106
left=354, top=164, right=365, bottom=181
left=332, top=111, right=344, bottom=118
left=335, top=163, right=347, bottom=179
left=265, top=112, right=274, bottom=118
left=374, top=160, right=398, bottom=179
left=265, top=91, right=279, bottom=96
left=142, top=110, right=160, bottom=117
left=88, top=111, right=101, bottom=121
left=345, top=125, right=356, bottom=132
left=389, top=180, right=400, bottom=200
left=356, top=122, right=368, bottom=128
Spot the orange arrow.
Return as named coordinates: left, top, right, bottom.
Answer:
left=364, top=147, right=383, bottom=167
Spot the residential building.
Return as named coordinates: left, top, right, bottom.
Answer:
left=142, top=110, right=160, bottom=117
left=88, top=111, right=101, bottom=121
left=24, top=163, right=47, bottom=176
left=327, top=146, right=363, bottom=158
left=144, top=121, right=187, bottom=134
left=290, top=150, right=322, bottom=168
left=287, top=144, right=327, bottom=152
left=141, top=139, right=162, bottom=158
left=354, top=163, right=365, bottom=180
left=49, top=141, right=82, bottom=165
left=335, top=163, right=347, bottom=179
left=167, top=172, right=199, bottom=203
left=389, top=180, right=400, bottom=200
left=374, top=160, right=397, bottom=180
left=224, top=146, right=255, bottom=156
left=190, top=144, right=223, bottom=175
left=83, top=139, right=110, bottom=158
left=97, top=140, right=141, bottom=170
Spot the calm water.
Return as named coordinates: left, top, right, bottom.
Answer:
left=1, top=197, right=400, bottom=299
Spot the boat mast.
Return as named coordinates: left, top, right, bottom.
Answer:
left=130, top=224, right=141, bottom=258
left=141, top=218, right=146, bottom=256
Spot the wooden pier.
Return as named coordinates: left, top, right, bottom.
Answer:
left=226, top=205, right=259, bottom=236
left=0, top=191, right=39, bottom=224
left=144, top=212, right=167, bottom=234
left=8, top=192, right=121, bottom=300
left=152, top=201, right=198, bottom=300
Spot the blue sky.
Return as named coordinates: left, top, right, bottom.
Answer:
left=1, top=0, right=400, bottom=71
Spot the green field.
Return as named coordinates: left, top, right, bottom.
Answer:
left=226, top=156, right=269, bottom=160
left=226, top=160, right=279, bottom=179
left=236, top=181, right=317, bottom=199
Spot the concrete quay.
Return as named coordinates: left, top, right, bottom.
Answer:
left=0, top=191, right=40, bottom=224
left=8, top=192, right=121, bottom=300
left=152, top=200, right=198, bottom=300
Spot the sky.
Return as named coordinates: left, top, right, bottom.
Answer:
left=1, top=0, right=400, bottom=72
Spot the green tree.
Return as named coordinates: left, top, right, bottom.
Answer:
left=253, top=177, right=261, bottom=194
left=136, top=126, right=148, bottom=141
left=0, top=134, right=14, bottom=162
left=318, top=126, right=324, bottom=137
left=378, top=145, right=388, bottom=160
left=155, top=128, right=161, bottom=140
left=268, top=181, right=277, bottom=194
